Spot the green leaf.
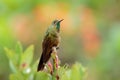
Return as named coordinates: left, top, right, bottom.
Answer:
left=61, top=63, right=86, bottom=80
left=20, top=45, right=34, bottom=69
left=10, top=73, right=24, bottom=80
left=61, top=69, right=71, bottom=80
left=57, top=64, right=68, bottom=78
left=34, top=72, right=51, bottom=80
left=70, top=63, right=86, bottom=80
left=9, top=60, right=17, bottom=73
left=15, top=41, right=23, bottom=54
left=4, top=47, right=20, bottom=69
left=32, top=59, right=39, bottom=72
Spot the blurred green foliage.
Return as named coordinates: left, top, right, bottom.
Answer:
left=4, top=42, right=86, bottom=80
left=89, top=24, right=120, bottom=80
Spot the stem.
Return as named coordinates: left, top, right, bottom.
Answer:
left=46, top=61, right=53, bottom=75
left=51, top=47, right=59, bottom=80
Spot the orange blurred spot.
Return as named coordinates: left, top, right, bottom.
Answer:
left=12, top=15, right=37, bottom=44
left=80, top=7, right=101, bottom=57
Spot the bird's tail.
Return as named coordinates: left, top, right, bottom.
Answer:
left=37, top=55, right=45, bottom=71
left=37, top=49, right=51, bottom=71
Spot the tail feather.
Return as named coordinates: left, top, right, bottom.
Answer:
left=37, top=62, right=44, bottom=71
left=37, top=48, right=52, bottom=71
left=37, top=56, right=45, bottom=71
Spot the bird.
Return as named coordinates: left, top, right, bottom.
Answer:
left=37, top=19, right=63, bottom=71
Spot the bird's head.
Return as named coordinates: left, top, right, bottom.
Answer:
left=51, top=19, right=64, bottom=32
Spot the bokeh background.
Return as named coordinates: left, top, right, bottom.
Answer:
left=0, top=0, right=120, bottom=80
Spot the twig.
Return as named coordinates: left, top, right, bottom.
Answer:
left=51, top=47, right=59, bottom=80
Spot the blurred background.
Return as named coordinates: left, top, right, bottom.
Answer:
left=0, top=0, right=120, bottom=80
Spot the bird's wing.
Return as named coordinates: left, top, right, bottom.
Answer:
left=42, top=35, right=53, bottom=61
left=38, top=35, right=53, bottom=71
left=38, top=33, right=59, bottom=71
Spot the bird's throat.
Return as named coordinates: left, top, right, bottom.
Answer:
left=56, top=23, right=60, bottom=32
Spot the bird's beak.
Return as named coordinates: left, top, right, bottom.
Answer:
left=59, top=19, right=64, bottom=23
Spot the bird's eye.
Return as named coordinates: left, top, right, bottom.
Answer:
left=53, top=20, right=58, bottom=24
left=53, top=21, right=57, bottom=24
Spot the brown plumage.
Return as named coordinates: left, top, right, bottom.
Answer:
left=37, top=19, right=63, bottom=71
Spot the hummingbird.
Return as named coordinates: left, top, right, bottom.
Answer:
left=37, top=19, right=63, bottom=71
